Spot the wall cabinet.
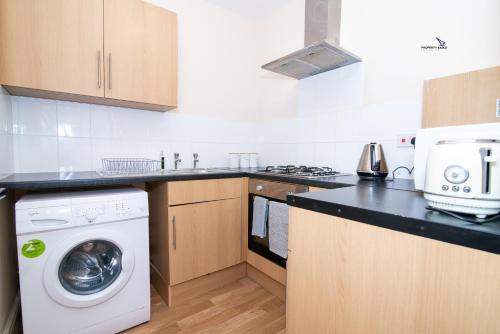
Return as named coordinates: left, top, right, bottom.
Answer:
left=103, top=0, right=177, bottom=107
left=0, top=0, right=177, bottom=111
left=0, top=0, right=105, bottom=98
left=287, top=207, right=500, bottom=334
left=422, top=66, right=500, bottom=128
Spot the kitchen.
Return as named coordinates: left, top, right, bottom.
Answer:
left=0, top=0, right=499, bottom=333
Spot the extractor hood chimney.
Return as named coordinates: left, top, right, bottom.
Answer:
left=261, top=0, right=361, bottom=80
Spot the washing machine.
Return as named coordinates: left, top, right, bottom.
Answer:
left=15, top=188, right=150, bottom=334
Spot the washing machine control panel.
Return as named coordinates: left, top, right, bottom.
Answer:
left=114, top=201, right=133, bottom=218
left=73, top=204, right=106, bottom=223
left=71, top=198, right=148, bottom=225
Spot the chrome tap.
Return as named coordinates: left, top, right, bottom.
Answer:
left=193, top=153, right=199, bottom=169
left=174, top=153, right=182, bottom=169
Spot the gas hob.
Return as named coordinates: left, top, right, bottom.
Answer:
left=257, top=165, right=351, bottom=179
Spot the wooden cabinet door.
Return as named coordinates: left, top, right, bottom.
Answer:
left=168, top=198, right=242, bottom=285
left=0, top=0, right=104, bottom=97
left=103, top=0, right=177, bottom=107
left=287, top=207, right=500, bottom=334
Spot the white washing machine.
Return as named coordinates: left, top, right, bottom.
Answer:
left=15, top=188, right=150, bottom=334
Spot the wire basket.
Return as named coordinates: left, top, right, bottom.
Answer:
left=100, top=158, right=161, bottom=176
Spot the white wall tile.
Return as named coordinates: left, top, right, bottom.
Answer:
left=57, top=101, right=91, bottom=137
left=379, top=140, right=415, bottom=179
left=90, top=104, right=117, bottom=138
left=0, top=88, right=12, bottom=136
left=0, top=87, right=13, bottom=175
left=0, top=134, right=13, bottom=175
left=13, top=97, right=57, bottom=136
left=112, top=107, right=152, bottom=140
left=14, top=135, right=58, bottom=173
left=58, top=137, right=92, bottom=172
left=334, top=142, right=365, bottom=174
left=314, top=143, right=336, bottom=167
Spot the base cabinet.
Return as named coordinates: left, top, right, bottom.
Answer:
left=148, top=178, right=243, bottom=306
left=287, top=207, right=500, bottom=334
left=168, top=198, right=242, bottom=285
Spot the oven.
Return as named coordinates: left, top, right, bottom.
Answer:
left=248, top=179, right=309, bottom=268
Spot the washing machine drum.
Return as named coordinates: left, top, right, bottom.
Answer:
left=59, top=240, right=122, bottom=295
left=44, top=230, right=135, bottom=308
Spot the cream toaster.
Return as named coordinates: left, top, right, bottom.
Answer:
left=424, top=139, right=500, bottom=218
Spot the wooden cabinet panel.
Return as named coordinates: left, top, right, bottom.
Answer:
left=168, top=198, right=242, bottom=285
left=168, top=178, right=242, bottom=206
left=422, top=66, right=500, bottom=128
left=287, top=207, right=500, bottom=334
left=308, top=186, right=326, bottom=192
left=0, top=0, right=104, bottom=97
left=103, top=0, right=177, bottom=107
left=247, top=250, right=286, bottom=285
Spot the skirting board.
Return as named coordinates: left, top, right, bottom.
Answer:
left=2, top=293, right=20, bottom=334
left=247, top=264, right=286, bottom=301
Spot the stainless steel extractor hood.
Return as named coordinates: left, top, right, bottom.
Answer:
left=262, top=0, right=361, bottom=80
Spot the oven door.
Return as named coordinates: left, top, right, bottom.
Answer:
left=248, top=179, right=308, bottom=268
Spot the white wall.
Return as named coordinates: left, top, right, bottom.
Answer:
left=12, top=97, right=258, bottom=172
left=9, top=0, right=500, bottom=176
left=11, top=0, right=266, bottom=173
left=0, top=87, right=13, bottom=176
left=0, top=87, right=16, bottom=332
left=254, top=0, right=500, bottom=175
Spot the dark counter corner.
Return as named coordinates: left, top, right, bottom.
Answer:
left=288, top=186, right=500, bottom=256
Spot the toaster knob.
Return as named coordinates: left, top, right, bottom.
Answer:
left=441, top=185, right=449, bottom=191
left=463, top=186, right=471, bottom=193
left=452, top=186, right=460, bottom=192
left=444, top=165, right=469, bottom=184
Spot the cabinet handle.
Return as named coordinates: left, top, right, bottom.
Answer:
left=172, top=216, right=176, bottom=250
left=97, top=51, right=101, bottom=88
left=108, top=53, right=112, bottom=90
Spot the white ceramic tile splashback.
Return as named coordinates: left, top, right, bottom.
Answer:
left=58, top=137, right=92, bottom=172
left=14, top=135, right=58, bottom=173
left=12, top=96, right=259, bottom=172
left=0, top=87, right=13, bottom=175
left=57, top=101, right=91, bottom=137
left=13, top=97, right=57, bottom=136
left=10, top=94, right=420, bottom=176
left=90, top=104, right=115, bottom=138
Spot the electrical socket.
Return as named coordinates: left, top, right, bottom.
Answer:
left=496, top=98, right=500, bottom=118
left=397, top=134, right=416, bottom=147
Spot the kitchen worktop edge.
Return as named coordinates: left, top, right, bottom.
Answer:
left=288, top=186, right=500, bottom=255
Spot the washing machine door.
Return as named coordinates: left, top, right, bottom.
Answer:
left=43, top=229, right=135, bottom=308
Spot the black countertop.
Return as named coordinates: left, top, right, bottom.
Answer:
left=288, top=186, right=500, bottom=255
left=0, top=169, right=416, bottom=191
left=0, top=170, right=247, bottom=190
left=2, top=169, right=499, bottom=255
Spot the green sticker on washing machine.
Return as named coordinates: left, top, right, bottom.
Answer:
left=21, top=239, right=46, bottom=258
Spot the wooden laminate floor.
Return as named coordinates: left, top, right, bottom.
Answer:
left=123, top=278, right=286, bottom=334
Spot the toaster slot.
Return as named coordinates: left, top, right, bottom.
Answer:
left=479, top=148, right=492, bottom=194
